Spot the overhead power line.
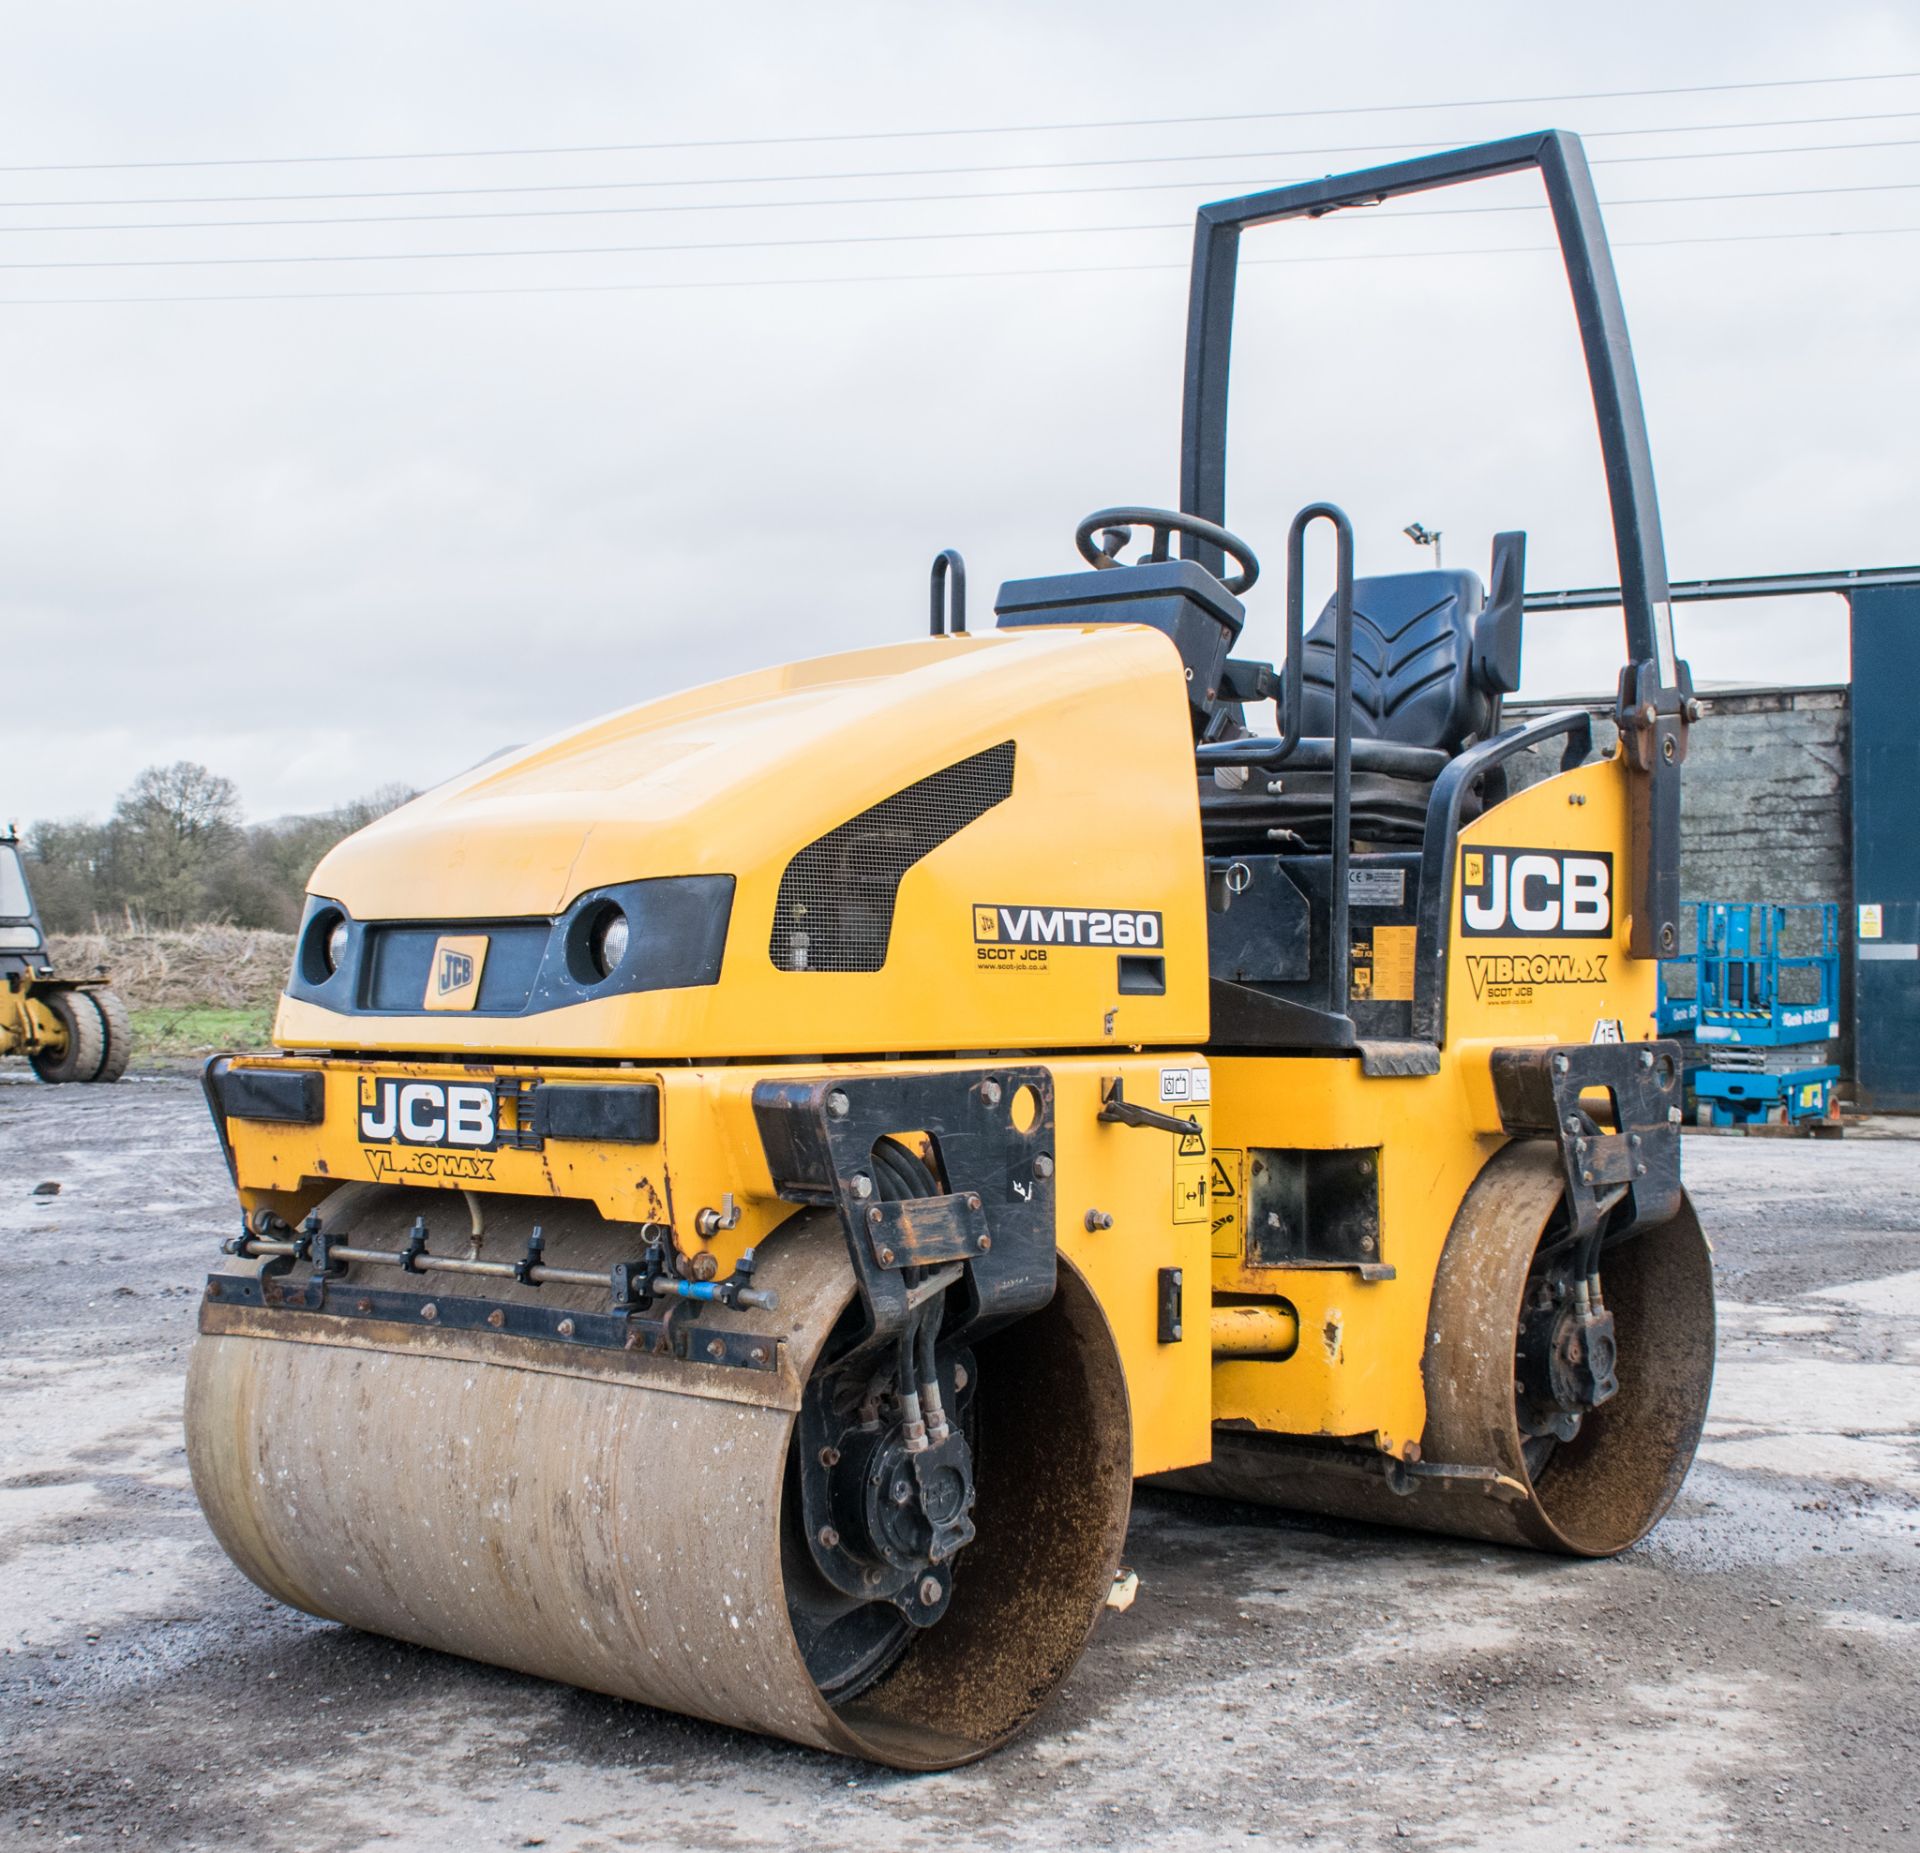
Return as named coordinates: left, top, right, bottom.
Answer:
left=5, top=132, right=1916, bottom=238
left=1, top=219, right=1910, bottom=308
left=0, top=106, right=1913, bottom=212
left=0, top=178, right=1914, bottom=271
left=1, top=68, right=1916, bottom=174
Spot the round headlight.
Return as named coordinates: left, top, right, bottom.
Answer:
left=325, top=916, right=351, bottom=974
left=590, top=906, right=630, bottom=977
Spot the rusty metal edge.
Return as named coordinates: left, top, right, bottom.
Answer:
left=196, top=1298, right=804, bottom=1414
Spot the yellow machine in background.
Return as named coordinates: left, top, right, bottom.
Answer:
left=185, top=130, right=1713, bottom=1768
left=0, top=829, right=131, bottom=1083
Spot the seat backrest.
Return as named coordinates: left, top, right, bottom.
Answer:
left=1288, top=556, right=1521, bottom=755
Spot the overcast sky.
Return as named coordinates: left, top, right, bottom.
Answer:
left=3, top=2, right=1916, bottom=827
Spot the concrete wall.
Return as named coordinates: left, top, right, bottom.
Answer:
left=1507, top=687, right=1851, bottom=906
left=1504, top=686, right=1853, bottom=1079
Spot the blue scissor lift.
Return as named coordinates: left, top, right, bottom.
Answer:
left=1682, top=902, right=1841, bottom=1126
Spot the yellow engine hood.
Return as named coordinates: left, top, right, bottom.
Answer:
left=286, top=624, right=1212, bottom=1058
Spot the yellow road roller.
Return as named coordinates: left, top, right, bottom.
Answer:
left=186, top=130, right=1714, bottom=1768
left=0, top=827, right=132, bottom=1083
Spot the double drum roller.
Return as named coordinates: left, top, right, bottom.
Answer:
left=184, top=127, right=1721, bottom=1768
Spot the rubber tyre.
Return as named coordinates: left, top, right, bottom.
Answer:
left=87, top=989, right=132, bottom=1083
left=28, top=988, right=108, bottom=1084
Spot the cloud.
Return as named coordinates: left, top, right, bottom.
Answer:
left=1, top=1, right=1912, bottom=822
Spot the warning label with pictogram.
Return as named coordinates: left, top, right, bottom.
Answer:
left=1209, top=1146, right=1244, bottom=1257
left=1172, top=1116, right=1210, bottom=1225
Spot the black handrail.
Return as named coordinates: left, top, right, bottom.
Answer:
left=930, top=548, right=967, bottom=635
left=1301, top=505, right=1358, bottom=1021
left=1190, top=502, right=1355, bottom=1019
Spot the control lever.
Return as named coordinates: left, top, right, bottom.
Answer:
left=1097, top=1077, right=1201, bottom=1138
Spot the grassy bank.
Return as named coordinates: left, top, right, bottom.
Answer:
left=46, top=926, right=290, bottom=1060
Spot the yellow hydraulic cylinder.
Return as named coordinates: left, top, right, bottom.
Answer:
left=1211, top=1301, right=1300, bottom=1359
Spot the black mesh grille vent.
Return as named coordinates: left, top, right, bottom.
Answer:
left=769, top=741, right=1016, bottom=973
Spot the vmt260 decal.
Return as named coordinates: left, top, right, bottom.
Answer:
left=973, top=905, right=1163, bottom=947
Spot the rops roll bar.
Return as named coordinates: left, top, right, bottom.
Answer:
left=1176, top=129, right=1693, bottom=958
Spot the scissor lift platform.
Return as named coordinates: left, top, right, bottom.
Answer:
left=1686, top=902, right=1841, bottom=1126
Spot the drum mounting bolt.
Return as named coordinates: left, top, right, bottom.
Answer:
left=919, top=1577, right=942, bottom=1606
left=827, top=1091, right=850, bottom=1119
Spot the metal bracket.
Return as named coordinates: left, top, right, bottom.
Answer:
left=492, top=1076, right=544, bottom=1150
left=1488, top=1041, right=1684, bottom=1245
left=752, top=1066, right=1056, bottom=1350
left=203, top=1271, right=781, bottom=1370
left=1157, top=1266, right=1185, bottom=1343
left=859, top=1191, right=992, bottom=1268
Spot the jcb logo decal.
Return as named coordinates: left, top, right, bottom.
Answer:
left=1460, top=848, right=1612, bottom=939
left=974, top=904, right=1163, bottom=947
left=423, top=933, right=489, bottom=1011
left=358, top=1077, right=497, bottom=1149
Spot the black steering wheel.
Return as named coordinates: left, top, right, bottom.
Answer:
left=1074, top=505, right=1260, bottom=597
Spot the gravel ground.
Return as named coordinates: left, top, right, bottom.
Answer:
left=1, top=1075, right=1915, bottom=1852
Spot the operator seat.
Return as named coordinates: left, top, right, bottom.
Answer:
left=1293, top=565, right=1513, bottom=755
left=1205, top=531, right=1526, bottom=848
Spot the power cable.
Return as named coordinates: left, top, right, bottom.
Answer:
left=2, top=68, right=1916, bottom=173
left=5, top=133, right=1916, bottom=237
left=1, top=107, right=1914, bottom=212
left=0, top=178, right=1914, bottom=271
left=1, top=218, right=1910, bottom=307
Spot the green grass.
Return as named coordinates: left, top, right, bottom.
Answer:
left=130, top=1005, right=277, bottom=1057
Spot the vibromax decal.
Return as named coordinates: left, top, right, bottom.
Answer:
left=1467, top=952, right=1609, bottom=1000
left=973, top=905, right=1163, bottom=947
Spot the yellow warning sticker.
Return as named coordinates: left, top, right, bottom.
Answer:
left=1209, top=1146, right=1243, bottom=1256
left=1173, top=1118, right=1209, bottom=1224
left=1371, top=924, right=1417, bottom=1002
